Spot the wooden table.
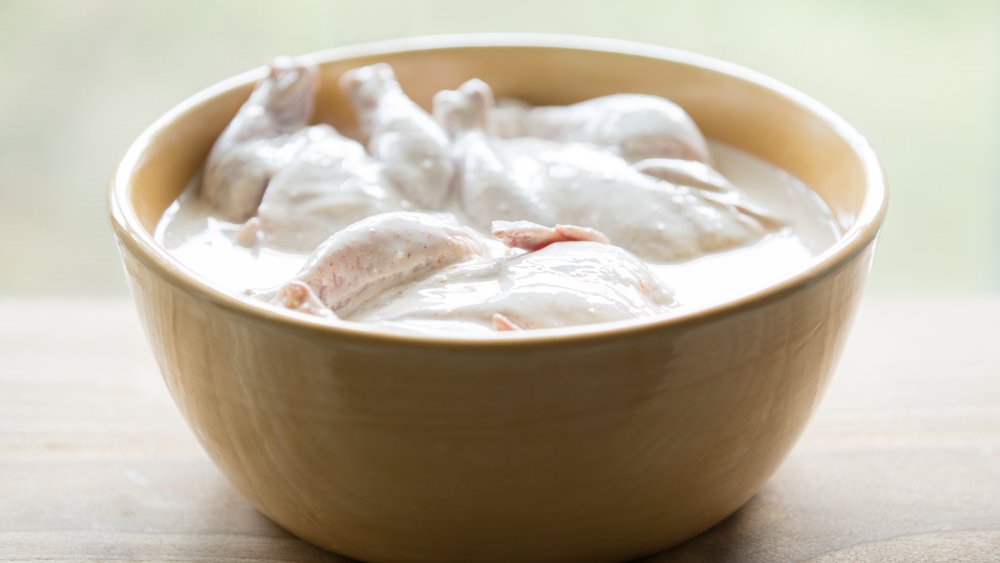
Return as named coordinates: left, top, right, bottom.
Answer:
left=2, top=297, right=998, bottom=561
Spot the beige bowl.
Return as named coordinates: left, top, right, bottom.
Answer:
left=108, top=35, right=886, bottom=562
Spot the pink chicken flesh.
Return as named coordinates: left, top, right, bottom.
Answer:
left=252, top=212, right=489, bottom=316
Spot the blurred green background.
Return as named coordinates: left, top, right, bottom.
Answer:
left=1, top=0, right=997, bottom=295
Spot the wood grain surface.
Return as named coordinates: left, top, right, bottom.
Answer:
left=1, top=297, right=998, bottom=562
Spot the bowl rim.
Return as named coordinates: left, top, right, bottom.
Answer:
left=108, top=33, right=888, bottom=348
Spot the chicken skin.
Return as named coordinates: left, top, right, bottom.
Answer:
left=340, top=63, right=454, bottom=209
left=436, top=79, right=775, bottom=262
left=249, top=125, right=409, bottom=252
left=252, top=212, right=489, bottom=316
left=350, top=238, right=675, bottom=332
left=253, top=211, right=671, bottom=332
left=493, top=93, right=711, bottom=164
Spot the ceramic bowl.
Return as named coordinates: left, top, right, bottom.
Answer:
left=108, top=34, right=887, bottom=562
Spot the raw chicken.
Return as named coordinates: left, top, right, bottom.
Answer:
left=433, top=78, right=549, bottom=228
left=493, top=93, right=711, bottom=164
left=491, top=313, right=522, bottom=331
left=436, top=79, right=776, bottom=262
left=201, top=58, right=318, bottom=221
left=251, top=212, right=489, bottom=316
left=340, top=64, right=454, bottom=209
left=264, top=281, right=334, bottom=318
left=530, top=144, right=778, bottom=261
left=491, top=220, right=609, bottom=251
left=350, top=239, right=675, bottom=332
left=182, top=61, right=815, bottom=334
left=251, top=210, right=672, bottom=332
left=248, top=125, right=409, bottom=252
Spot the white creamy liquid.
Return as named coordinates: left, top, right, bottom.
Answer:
left=155, top=141, right=839, bottom=332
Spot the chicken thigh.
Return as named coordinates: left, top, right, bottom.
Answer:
left=251, top=212, right=489, bottom=316
left=493, top=93, right=711, bottom=164
left=247, top=125, right=409, bottom=252
left=202, top=58, right=318, bottom=221
left=340, top=64, right=454, bottom=209
left=437, top=79, right=776, bottom=262
left=531, top=144, right=777, bottom=261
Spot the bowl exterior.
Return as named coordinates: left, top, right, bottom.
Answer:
left=115, top=231, right=873, bottom=562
